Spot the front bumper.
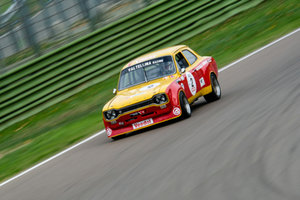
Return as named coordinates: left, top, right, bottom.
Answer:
left=103, top=102, right=182, bottom=138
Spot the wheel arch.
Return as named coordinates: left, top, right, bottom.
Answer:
left=209, top=71, right=218, bottom=84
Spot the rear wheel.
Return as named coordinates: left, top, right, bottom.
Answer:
left=179, top=92, right=191, bottom=118
left=204, top=73, right=221, bottom=103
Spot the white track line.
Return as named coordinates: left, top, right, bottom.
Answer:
left=219, top=28, right=300, bottom=72
left=0, top=130, right=105, bottom=187
left=0, top=28, right=299, bottom=188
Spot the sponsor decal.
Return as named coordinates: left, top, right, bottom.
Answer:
left=128, top=56, right=162, bottom=71
left=129, top=92, right=146, bottom=98
left=138, top=110, right=146, bottom=114
left=196, top=58, right=211, bottom=71
left=106, top=128, right=112, bottom=136
left=152, top=59, right=164, bottom=64
left=196, top=63, right=204, bottom=71
left=130, top=110, right=145, bottom=116
left=132, top=118, right=153, bottom=129
left=200, top=77, right=205, bottom=87
left=186, top=72, right=197, bottom=96
left=173, top=107, right=181, bottom=116
left=139, top=83, right=160, bottom=91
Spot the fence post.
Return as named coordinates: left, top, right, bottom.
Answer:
left=8, top=21, right=21, bottom=53
left=144, top=0, right=152, bottom=6
left=0, top=15, right=5, bottom=69
left=78, top=0, right=96, bottom=31
left=54, top=0, right=71, bottom=28
left=0, top=48, right=4, bottom=70
left=39, top=0, right=55, bottom=38
left=18, top=0, right=41, bottom=56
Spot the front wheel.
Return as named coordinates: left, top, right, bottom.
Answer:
left=204, top=73, right=221, bottom=103
left=179, top=92, right=191, bottom=118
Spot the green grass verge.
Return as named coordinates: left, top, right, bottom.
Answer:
left=0, top=0, right=299, bottom=182
left=0, top=0, right=11, bottom=14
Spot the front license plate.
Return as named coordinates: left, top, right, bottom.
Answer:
left=132, top=118, right=153, bottom=129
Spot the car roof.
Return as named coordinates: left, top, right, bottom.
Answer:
left=122, top=45, right=187, bottom=70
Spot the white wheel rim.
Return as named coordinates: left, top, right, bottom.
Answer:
left=212, top=78, right=221, bottom=97
left=184, top=98, right=191, bottom=114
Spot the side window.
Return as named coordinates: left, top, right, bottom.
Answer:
left=175, top=52, right=189, bottom=70
left=182, top=50, right=197, bottom=65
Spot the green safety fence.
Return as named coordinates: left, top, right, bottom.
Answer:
left=0, top=0, right=263, bottom=130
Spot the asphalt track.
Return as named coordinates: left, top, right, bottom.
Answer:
left=0, top=30, right=299, bottom=200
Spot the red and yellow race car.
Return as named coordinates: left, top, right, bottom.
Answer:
left=102, top=45, right=221, bottom=139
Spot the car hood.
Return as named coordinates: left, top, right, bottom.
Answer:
left=103, top=75, right=178, bottom=111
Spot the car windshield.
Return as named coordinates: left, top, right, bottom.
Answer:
left=118, top=56, right=176, bottom=90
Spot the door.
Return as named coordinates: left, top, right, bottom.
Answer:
left=182, top=49, right=206, bottom=91
left=175, top=51, right=199, bottom=100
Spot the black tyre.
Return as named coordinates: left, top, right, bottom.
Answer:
left=204, top=73, right=221, bottom=103
left=179, top=92, right=191, bottom=118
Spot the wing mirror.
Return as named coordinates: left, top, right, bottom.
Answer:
left=180, top=68, right=186, bottom=74
left=113, top=88, right=117, bottom=94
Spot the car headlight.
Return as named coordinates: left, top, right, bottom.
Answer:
left=153, top=94, right=168, bottom=104
left=104, top=109, right=118, bottom=120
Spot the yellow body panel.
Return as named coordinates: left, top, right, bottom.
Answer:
left=188, top=85, right=212, bottom=104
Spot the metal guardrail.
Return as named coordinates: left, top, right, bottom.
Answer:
left=0, top=0, right=156, bottom=73
left=0, top=0, right=263, bottom=131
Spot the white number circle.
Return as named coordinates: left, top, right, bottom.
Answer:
left=186, top=72, right=197, bottom=96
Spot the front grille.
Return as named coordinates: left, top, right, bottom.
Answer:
left=120, top=99, right=154, bottom=114
left=141, top=112, right=154, bottom=117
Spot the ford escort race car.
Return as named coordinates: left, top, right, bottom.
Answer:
left=102, top=45, right=221, bottom=139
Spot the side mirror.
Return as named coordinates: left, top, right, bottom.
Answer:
left=113, top=88, right=117, bottom=94
left=180, top=68, right=186, bottom=74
